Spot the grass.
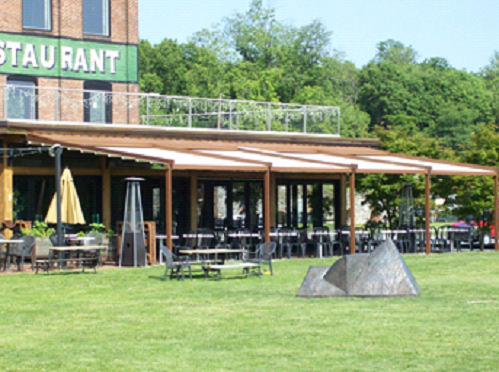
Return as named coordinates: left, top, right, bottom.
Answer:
left=1, top=253, right=499, bottom=371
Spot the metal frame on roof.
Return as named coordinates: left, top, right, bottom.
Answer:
left=22, top=132, right=499, bottom=254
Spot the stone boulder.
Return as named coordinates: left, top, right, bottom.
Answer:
left=296, top=240, right=419, bottom=298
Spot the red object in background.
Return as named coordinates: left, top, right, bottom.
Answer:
left=453, top=219, right=496, bottom=238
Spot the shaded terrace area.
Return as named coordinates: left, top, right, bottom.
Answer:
left=20, top=129, right=499, bottom=256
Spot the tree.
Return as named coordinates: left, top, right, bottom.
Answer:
left=374, top=39, right=418, bottom=65
left=357, top=126, right=455, bottom=228
left=452, top=124, right=499, bottom=248
left=359, top=46, right=494, bottom=149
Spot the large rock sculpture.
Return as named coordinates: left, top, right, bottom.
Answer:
left=296, top=240, right=419, bottom=297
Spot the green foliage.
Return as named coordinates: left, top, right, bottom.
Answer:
left=21, top=220, right=55, bottom=238
left=359, top=46, right=494, bottom=149
left=451, top=124, right=499, bottom=238
left=357, top=126, right=455, bottom=228
left=89, top=223, right=107, bottom=234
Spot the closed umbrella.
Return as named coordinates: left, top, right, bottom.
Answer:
left=45, top=168, right=86, bottom=225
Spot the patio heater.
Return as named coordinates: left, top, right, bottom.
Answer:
left=399, top=183, right=415, bottom=228
left=119, top=177, right=148, bottom=267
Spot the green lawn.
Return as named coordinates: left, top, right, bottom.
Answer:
left=1, top=253, right=499, bottom=372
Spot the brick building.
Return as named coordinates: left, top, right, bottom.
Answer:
left=0, top=0, right=139, bottom=124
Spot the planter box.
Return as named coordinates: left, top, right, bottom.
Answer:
left=34, top=237, right=52, bottom=259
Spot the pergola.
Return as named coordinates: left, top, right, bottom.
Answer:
left=26, top=132, right=499, bottom=255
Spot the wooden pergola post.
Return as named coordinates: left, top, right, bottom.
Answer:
left=425, top=172, right=431, bottom=255
left=495, top=174, right=499, bottom=252
left=349, top=172, right=356, bottom=254
left=264, top=168, right=271, bottom=243
left=165, top=164, right=173, bottom=251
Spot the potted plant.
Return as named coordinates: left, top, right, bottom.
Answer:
left=21, top=221, right=55, bottom=258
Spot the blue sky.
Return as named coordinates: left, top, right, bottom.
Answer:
left=139, top=0, right=499, bottom=72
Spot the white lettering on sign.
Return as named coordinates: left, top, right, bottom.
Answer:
left=22, top=43, right=39, bottom=68
left=61, top=46, right=73, bottom=71
left=41, top=45, right=56, bottom=70
left=0, top=41, right=5, bottom=65
left=90, top=49, right=105, bottom=74
left=106, top=50, right=120, bottom=74
left=74, top=48, right=89, bottom=73
left=6, top=42, right=22, bottom=67
left=0, top=38, right=124, bottom=76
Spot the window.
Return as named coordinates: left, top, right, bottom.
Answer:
left=23, top=0, right=51, bottom=30
left=83, top=0, right=110, bottom=36
left=6, top=77, right=37, bottom=120
left=84, top=81, right=112, bottom=124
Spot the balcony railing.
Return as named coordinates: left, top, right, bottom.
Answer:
left=0, top=84, right=341, bottom=136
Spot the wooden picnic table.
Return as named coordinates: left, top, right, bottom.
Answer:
left=179, top=248, right=246, bottom=263
left=35, top=245, right=106, bottom=274
left=204, top=262, right=261, bottom=281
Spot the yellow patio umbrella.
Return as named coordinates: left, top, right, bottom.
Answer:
left=45, top=168, right=86, bottom=225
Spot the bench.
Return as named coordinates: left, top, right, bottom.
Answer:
left=203, top=262, right=261, bottom=281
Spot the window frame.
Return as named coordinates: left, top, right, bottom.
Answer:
left=22, top=0, right=52, bottom=32
left=84, top=81, right=113, bottom=124
left=82, top=0, right=111, bottom=37
left=6, top=75, right=38, bottom=120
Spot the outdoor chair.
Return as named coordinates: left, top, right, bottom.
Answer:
left=312, top=226, right=333, bottom=257
left=161, top=245, right=192, bottom=281
left=434, top=226, right=452, bottom=253
left=449, top=226, right=474, bottom=252
left=3, top=235, right=36, bottom=271
left=280, top=227, right=299, bottom=259
left=49, top=233, right=70, bottom=247
left=270, top=227, right=280, bottom=259
left=84, top=232, right=104, bottom=246
left=295, top=228, right=310, bottom=258
left=392, top=229, right=411, bottom=253
left=338, top=226, right=368, bottom=254
left=245, top=242, right=276, bottom=275
left=83, top=232, right=105, bottom=266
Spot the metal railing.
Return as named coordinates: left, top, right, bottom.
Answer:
left=0, top=84, right=341, bottom=136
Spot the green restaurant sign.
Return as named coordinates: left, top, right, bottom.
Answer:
left=0, top=32, right=138, bottom=83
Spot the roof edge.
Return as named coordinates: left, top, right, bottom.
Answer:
left=1, top=120, right=380, bottom=147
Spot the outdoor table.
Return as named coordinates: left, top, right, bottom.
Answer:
left=157, top=235, right=180, bottom=263
left=69, top=237, right=95, bottom=245
left=227, top=233, right=260, bottom=238
left=446, top=228, right=473, bottom=252
left=182, top=234, right=214, bottom=238
left=40, top=245, right=106, bottom=273
left=0, top=239, right=24, bottom=271
left=270, top=232, right=298, bottom=237
left=178, top=248, right=246, bottom=263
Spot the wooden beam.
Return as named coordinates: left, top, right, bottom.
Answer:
left=425, top=173, right=431, bottom=255
left=495, top=174, right=499, bottom=252
left=264, top=168, right=271, bottom=243
left=0, top=142, right=13, bottom=230
left=190, top=174, right=198, bottom=231
left=166, top=165, right=173, bottom=252
left=349, top=172, right=355, bottom=254
left=340, top=174, right=347, bottom=226
left=101, top=157, right=111, bottom=229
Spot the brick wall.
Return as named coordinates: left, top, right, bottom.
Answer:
left=0, top=75, right=5, bottom=119
left=0, top=0, right=139, bottom=125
